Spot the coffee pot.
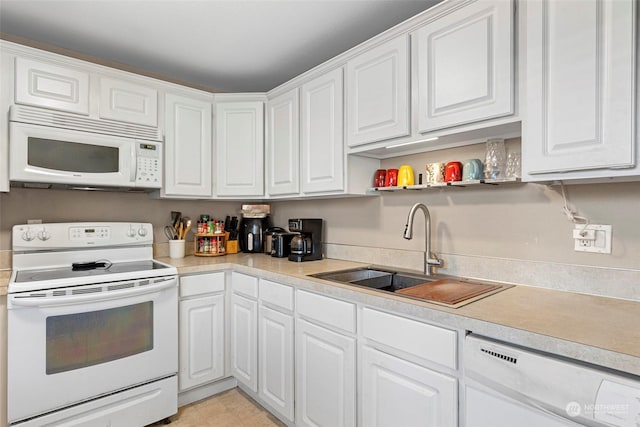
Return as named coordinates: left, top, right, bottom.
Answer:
left=288, top=218, right=323, bottom=262
left=290, top=234, right=312, bottom=256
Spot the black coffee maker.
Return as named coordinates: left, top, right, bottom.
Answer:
left=288, top=218, right=323, bottom=262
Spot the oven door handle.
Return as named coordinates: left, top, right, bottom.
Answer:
left=10, top=277, right=177, bottom=307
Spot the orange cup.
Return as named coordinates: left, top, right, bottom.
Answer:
left=445, top=161, right=463, bottom=182
left=373, top=169, right=387, bottom=187
left=385, top=169, right=399, bottom=186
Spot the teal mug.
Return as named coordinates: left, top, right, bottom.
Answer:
left=463, top=159, right=483, bottom=181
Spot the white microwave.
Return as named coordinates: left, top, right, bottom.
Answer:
left=9, top=105, right=163, bottom=190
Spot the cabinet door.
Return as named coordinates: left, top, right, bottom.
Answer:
left=99, top=77, right=158, bottom=126
left=230, top=293, right=258, bottom=392
left=178, top=293, right=225, bottom=391
left=15, top=57, right=89, bottom=115
left=215, top=101, right=264, bottom=196
left=1, top=51, right=12, bottom=192
left=523, top=0, right=635, bottom=176
left=164, top=93, right=212, bottom=197
left=259, top=305, right=294, bottom=421
left=415, top=0, right=514, bottom=133
left=267, top=88, right=300, bottom=196
left=296, top=318, right=356, bottom=427
left=300, top=68, right=344, bottom=194
left=346, top=35, right=410, bottom=147
left=361, top=346, right=457, bottom=427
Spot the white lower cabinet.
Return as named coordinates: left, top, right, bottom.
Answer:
left=360, top=346, right=457, bottom=427
left=178, top=273, right=225, bottom=391
left=230, top=292, right=258, bottom=393
left=230, top=273, right=259, bottom=393
left=258, top=304, right=294, bottom=421
left=223, top=276, right=460, bottom=427
left=296, top=317, right=356, bottom=427
left=294, top=291, right=357, bottom=427
left=257, top=279, right=295, bottom=422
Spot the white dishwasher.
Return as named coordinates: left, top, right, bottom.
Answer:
left=464, top=334, right=640, bottom=427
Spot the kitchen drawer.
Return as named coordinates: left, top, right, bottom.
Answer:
left=259, top=279, right=294, bottom=312
left=180, top=272, right=225, bottom=298
left=297, top=290, right=356, bottom=334
left=362, top=307, right=457, bottom=370
left=232, top=272, right=259, bottom=299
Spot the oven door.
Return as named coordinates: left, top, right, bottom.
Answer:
left=7, top=276, right=178, bottom=424
left=9, top=121, right=136, bottom=188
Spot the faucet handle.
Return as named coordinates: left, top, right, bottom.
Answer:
left=427, top=256, right=442, bottom=267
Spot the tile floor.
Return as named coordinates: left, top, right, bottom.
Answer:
left=154, top=388, right=286, bottom=427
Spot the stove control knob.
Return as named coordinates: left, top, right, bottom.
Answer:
left=126, top=226, right=137, bottom=238
left=137, top=226, right=148, bottom=237
left=22, top=229, right=35, bottom=241
left=37, top=228, right=51, bottom=241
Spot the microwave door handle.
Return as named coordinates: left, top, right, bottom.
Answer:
left=130, top=143, right=137, bottom=182
left=9, top=278, right=176, bottom=308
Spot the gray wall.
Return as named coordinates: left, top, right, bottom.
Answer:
left=1, top=141, right=639, bottom=270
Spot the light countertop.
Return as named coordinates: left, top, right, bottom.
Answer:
left=3, top=253, right=639, bottom=376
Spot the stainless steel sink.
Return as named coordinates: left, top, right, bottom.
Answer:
left=310, top=267, right=437, bottom=292
left=309, top=266, right=510, bottom=307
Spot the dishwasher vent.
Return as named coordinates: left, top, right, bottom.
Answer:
left=480, top=346, right=518, bottom=364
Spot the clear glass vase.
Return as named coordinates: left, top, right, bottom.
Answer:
left=484, top=138, right=506, bottom=179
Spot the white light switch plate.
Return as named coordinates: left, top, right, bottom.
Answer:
left=574, top=224, right=612, bottom=254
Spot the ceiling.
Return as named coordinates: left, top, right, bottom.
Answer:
left=0, top=0, right=441, bottom=93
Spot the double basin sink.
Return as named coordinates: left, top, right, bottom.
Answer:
left=310, top=266, right=509, bottom=308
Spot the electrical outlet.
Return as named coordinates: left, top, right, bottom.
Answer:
left=574, top=224, right=612, bottom=253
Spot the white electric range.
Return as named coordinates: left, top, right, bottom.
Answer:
left=7, top=222, right=178, bottom=427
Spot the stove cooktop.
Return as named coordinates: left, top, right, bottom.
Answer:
left=14, top=260, right=172, bottom=283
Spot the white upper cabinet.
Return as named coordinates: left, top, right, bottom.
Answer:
left=346, top=35, right=410, bottom=147
left=215, top=98, right=265, bottom=197
left=15, top=57, right=90, bottom=115
left=163, top=93, right=212, bottom=197
left=300, top=68, right=344, bottom=194
left=266, top=88, right=300, bottom=196
left=98, top=77, right=158, bottom=126
left=414, top=0, right=514, bottom=133
left=522, top=0, right=636, bottom=179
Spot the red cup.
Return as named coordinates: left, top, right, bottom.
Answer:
left=445, top=161, right=462, bottom=182
left=373, top=169, right=387, bottom=187
left=385, top=169, right=399, bottom=186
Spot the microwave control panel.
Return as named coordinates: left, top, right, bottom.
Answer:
left=136, top=143, right=161, bottom=187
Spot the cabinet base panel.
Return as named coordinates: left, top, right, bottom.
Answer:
left=178, top=376, right=237, bottom=407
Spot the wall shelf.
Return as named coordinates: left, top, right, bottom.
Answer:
left=368, top=177, right=521, bottom=193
